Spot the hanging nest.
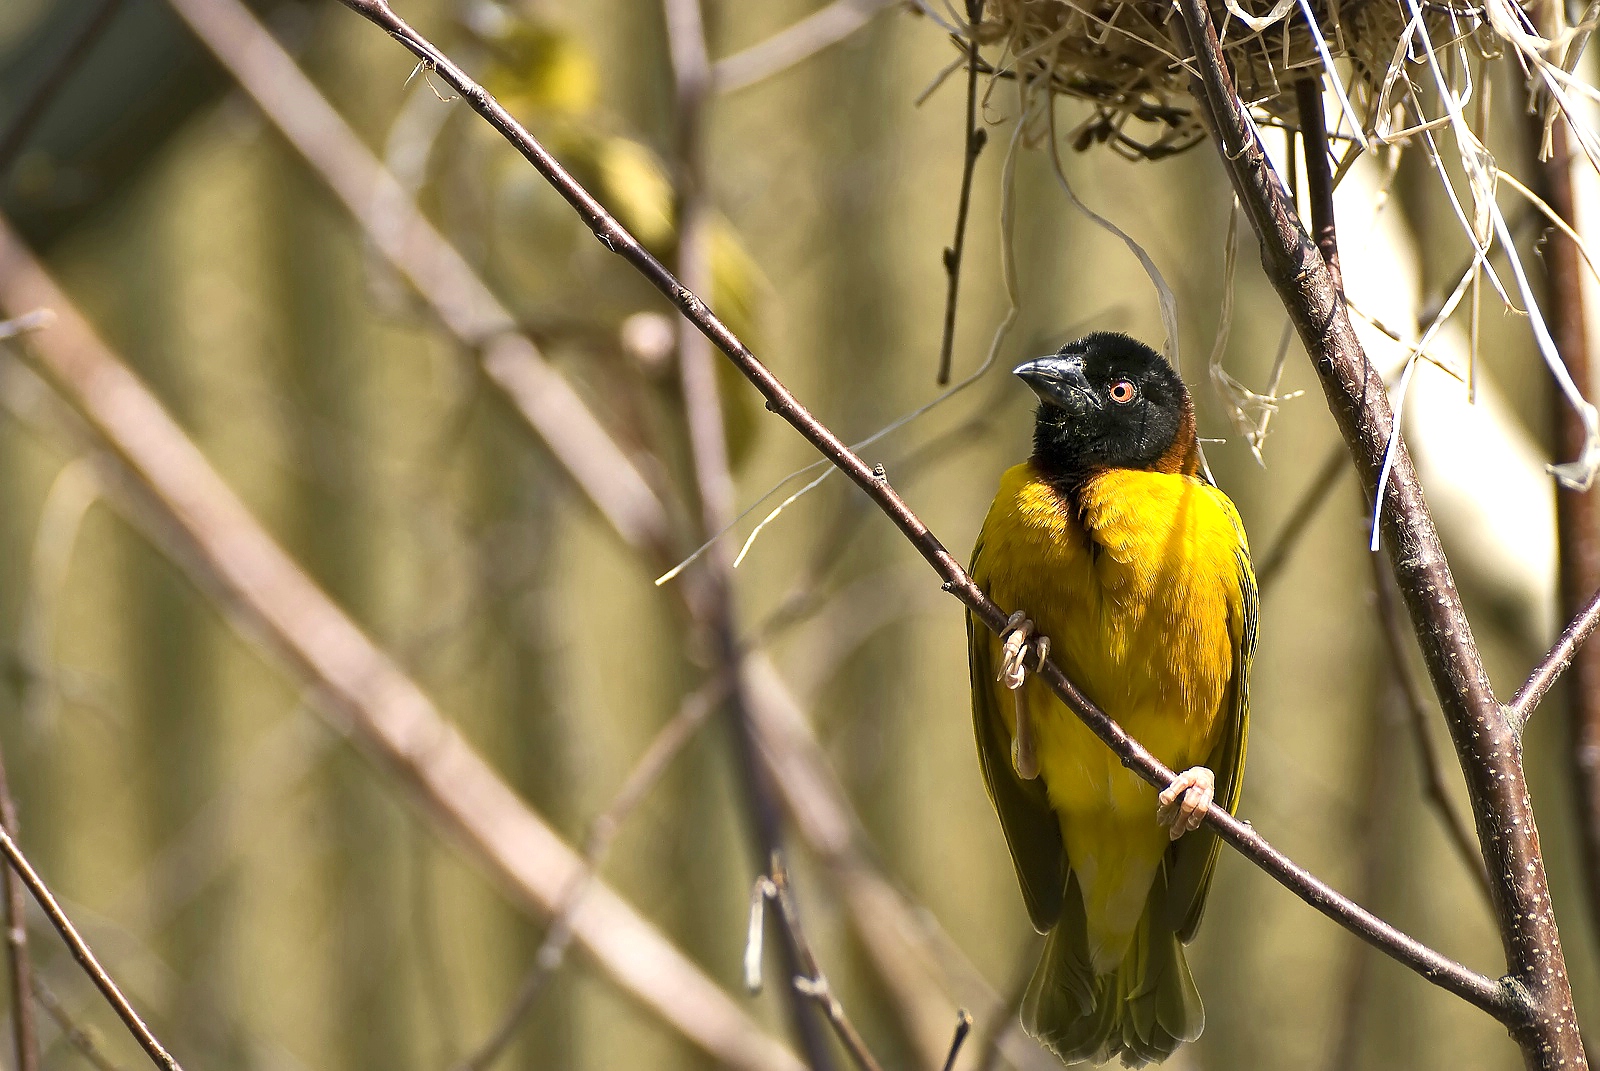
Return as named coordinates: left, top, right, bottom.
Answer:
left=977, top=0, right=1484, bottom=160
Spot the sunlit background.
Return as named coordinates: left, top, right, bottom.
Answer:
left=0, top=1, right=1593, bottom=1069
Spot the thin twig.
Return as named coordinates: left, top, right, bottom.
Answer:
left=161, top=0, right=675, bottom=561
left=940, top=1010, right=974, bottom=1071
left=34, top=978, right=126, bottom=1071
left=330, top=0, right=1520, bottom=1026
left=1177, top=0, right=1581, bottom=1062
left=1508, top=585, right=1600, bottom=725
left=713, top=0, right=898, bottom=93
left=1528, top=103, right=1600, bottom=961
left=0, top=0, right=124, bottom=178
left=452, top=681, right=727, bottom=1071
left=749, top=857, right=883, bottom=1071
left=1298, top=89, right=1488, bottom=904
left=973, top=956, right=1032, bottom=1071
left=742, top=654, right=1060, bottom=1071
left=0, top=826, right=181, bottom=1071
left=937, top=0, right=987, bottom=385
left=158, top=4, right=959, bottom=1063
left=0, top=222, right=806, bottom=1071
left=662, top=0, right=835, bottom=1065
left=1294, top=77, right=1342, bottom=291
left=1370, top=555, right=1494, bottom=903
left=0, top=741, right=38, bottom=1071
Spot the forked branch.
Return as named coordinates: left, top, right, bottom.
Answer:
left=327, top=0, right=1523, bottom=1030
left=1177, top=2, right=1582, bottom=1065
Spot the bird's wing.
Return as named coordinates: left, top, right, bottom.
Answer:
left=969, top=532, right=1066, bottom=934
left=1166, top=536, right=1257, bottom=943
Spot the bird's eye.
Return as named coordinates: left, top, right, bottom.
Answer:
left=1108, top=379, right=1136, bottom=404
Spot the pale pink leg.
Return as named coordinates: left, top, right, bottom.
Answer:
left=1157, top=766, right=1216, bottom=841
left=998, top=616, right=1048, bottom=781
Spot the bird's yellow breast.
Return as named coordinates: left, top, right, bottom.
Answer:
left=975, top=462, right=1248, bottom=950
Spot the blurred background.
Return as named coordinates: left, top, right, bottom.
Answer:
left=0, top=0, right=1594, bottom=1069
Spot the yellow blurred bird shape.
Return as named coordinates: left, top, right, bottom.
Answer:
left=968, top=333, right=1255, bottom=1066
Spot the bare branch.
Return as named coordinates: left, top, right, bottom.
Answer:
left=1299, top=117, right=1488, bottom=904
left=0, top=826, right=180, bottom=1071
left=0, top=741, right=38, bottom=1071
left=155, top=5, right=985, bottom=1062
left=713, top=0, right=899, bottom=94
left=936, top=0, right=987, bottom=385
left=1294, top=78, right=1341, bottom=292
left=1176, top=0, right=1581, bottom=1061
left=1527, top=100, right=1600, bottom=950
left=161, top=0, right=674, bottom=560
left=325, top=0, right=1525, bottom=1027
left=662, top=0, right=837, bottom=1065
left=748, top=857, right=884, bottom=1071
left=742, top=654, right=1058, bottom=1071
left=0, top=218, right=805, bottom=1071
left=1509, top=585, right=1600, bottom=725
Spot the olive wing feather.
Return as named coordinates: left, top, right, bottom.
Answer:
left=969, top=532, right=1066, bottom=933
left=1166, top=540, right=1256, bottom=942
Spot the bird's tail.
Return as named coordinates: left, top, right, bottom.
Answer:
left=1021, top=869, right=1203, bottom=1067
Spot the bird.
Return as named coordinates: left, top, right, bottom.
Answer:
left=967, top=332, right=1256, bottom=1067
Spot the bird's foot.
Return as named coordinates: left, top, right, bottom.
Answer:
left=1157, top=766, right=1215, bottom=841
left=997, top=611, right=1050, bottom=690
left=998, top=612, right=1050, bottom=780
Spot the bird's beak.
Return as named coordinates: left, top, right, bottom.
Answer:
left=1013, top=353, right=1099, bottom=415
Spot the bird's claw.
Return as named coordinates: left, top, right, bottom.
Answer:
left=998, top=612, right=1049, bottom=691
left=1157, top=767, right=1215, bottom=841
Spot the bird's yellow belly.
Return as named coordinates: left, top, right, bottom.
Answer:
left=981, top=466, right=1239, bottom=965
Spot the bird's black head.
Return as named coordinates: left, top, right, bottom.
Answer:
left=1015, top=332, right=1197, bottom=488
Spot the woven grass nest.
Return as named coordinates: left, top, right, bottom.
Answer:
left=979, top=0, right=1478, bottom=160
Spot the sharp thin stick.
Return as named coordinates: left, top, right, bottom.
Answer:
left=748, top=857, right=885, bottom=1071
left=0, top=741, right=38, bottom=1071
left=0, top=826, right=182, bottom=1071
left=937, top=0, right=988, bottom=385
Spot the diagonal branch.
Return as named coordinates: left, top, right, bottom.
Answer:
left=0, top=826, right=180, bottom=1071
left=1175, top=1, right=1582, bottom=1065
left=0, top=218, right=806, bottom=1071
left=1509, top=584, right=1600, bottom=724
left=0, top=742, right=40, bottom=1071
left=330, top=0, right=1521, bottom=1028
left=161, top=0, right=675, bottom=562
left=155, top=4, right=991, bottom=1061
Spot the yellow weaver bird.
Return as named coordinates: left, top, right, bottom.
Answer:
left=968, top=333, right=1255, bottom=1067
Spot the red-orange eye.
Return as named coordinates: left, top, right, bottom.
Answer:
left=1108, top=379, right=1136, bottom=404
